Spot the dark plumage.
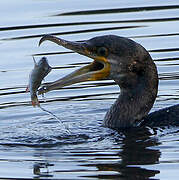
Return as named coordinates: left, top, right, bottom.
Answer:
left=142, top=104, right=179, bottom=127
left=38, top=35, right=179, bottom=130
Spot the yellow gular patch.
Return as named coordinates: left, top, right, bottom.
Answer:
left=88, top=56, right=110, bottom=81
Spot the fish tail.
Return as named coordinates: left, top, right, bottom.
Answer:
left=31, top=95, right=40, bottom=107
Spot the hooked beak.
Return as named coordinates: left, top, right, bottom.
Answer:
left=38, top=35, right=110, bottom=95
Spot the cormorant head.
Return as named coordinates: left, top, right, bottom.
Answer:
left=38, top=35, right=156, bottom=94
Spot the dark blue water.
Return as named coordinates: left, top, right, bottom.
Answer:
left=0, top=0, right=179, bottom=179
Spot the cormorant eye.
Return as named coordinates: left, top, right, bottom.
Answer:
left=97, top=47, right=108, bottom=57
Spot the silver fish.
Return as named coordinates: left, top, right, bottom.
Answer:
left=26, top=57, right=52, bottom=107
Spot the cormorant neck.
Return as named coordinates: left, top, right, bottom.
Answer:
left=104, top=54, right=158, bottom=129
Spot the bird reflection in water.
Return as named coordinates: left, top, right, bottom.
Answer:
left=83, top=127, right=160, bottom=179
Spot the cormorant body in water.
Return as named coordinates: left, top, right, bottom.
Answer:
left=38, top=35, right=179, bottom=129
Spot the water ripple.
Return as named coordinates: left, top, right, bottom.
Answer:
left=1, top=25, right=145, bottom=41
left=57, top=5, right=179, bottom=16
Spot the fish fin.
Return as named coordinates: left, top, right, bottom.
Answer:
left=26, top=86, right=29, bottom=92
left=31, top=96, right=40, bottom=107
left=33, top=56, right=38, bottom=67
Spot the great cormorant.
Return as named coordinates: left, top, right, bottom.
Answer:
left=38, top=35, right=179, bottom=129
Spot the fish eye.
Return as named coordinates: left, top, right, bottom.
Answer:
left=97, top=47, right=108, bottom=57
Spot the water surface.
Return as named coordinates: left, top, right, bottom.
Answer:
left=0, top=0, right=179, bottom=179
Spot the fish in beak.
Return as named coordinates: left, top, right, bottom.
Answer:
left=38, top=35, right=110, bottom=95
